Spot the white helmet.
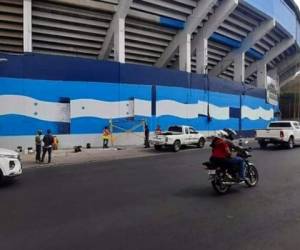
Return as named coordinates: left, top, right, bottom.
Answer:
left=214, top=130, right=228, bottom=138
left=223, top=128, right=238, bottom=140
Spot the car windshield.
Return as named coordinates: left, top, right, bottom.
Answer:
left=268, top=122, right=291, bottom=128
left=168, top=126, right=182, bottom=133
left=189, top=127, right=197, bottom=134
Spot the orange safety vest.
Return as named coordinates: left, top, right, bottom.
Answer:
left=102, top=129, right=110, bottom=140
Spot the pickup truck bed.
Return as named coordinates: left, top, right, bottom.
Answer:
left=256, top=121, right=300, bottom=149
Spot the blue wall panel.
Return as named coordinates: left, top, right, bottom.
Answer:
left=0, top=53, right=276, bottom=136
left=0, top=53, right=120, bottom=83
left=0, top=115, right=69, bottom=136
left=241, top=95, right=275, bottom=130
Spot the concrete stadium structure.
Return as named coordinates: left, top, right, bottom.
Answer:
left=0, top=0, right=299, bottom=149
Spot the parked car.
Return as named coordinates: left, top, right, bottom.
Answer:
left=256, top=121, right=300, bottom=149
left=150, top=125, right=206, bottom=152
left=0, top=148, right=22, bottom=184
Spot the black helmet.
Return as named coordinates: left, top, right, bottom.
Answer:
left=223, top=128, right=237, bottom=140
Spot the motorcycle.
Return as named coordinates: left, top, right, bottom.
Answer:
left=203, top=144, right=259, bottom=194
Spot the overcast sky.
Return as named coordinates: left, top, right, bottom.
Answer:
left=295, top=0, right=300, bottom=8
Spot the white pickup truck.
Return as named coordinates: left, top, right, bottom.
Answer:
left=256, top=121, right=300, bottom=149
left=0, top=148, right=22, bottom=183
left=150, top=125, right=206, bottom=152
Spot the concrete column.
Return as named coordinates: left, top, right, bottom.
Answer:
left=257, top=63, right=267, bottom=88
left=234, top=53, right=245, bottom=83
left=179, top=33, right=191, bottom=73
left=268, top=68, right=281, bottom=99
left=114, top=17, right=125, bottom=63
left=23, top=0, right=32, bottom=52
left=196, top=38, right=208, bottom=74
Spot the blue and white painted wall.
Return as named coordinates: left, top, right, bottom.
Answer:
left=0, top=53, right=276, bottom=149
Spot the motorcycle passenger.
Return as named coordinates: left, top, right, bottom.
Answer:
left=210, top=130, right=246, bottom=182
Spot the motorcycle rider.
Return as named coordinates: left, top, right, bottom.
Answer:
left=210, top=129, right=246, bottom=182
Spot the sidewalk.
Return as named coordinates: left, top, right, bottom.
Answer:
left=21, top=146, right=162, bottom=169
left=21, top=139, right=256, bottom=169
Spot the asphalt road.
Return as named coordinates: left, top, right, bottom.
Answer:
left=1, top=145, right=300, bottom=250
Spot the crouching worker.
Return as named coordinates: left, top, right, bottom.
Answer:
left=53, top=136, right=59, bottom=150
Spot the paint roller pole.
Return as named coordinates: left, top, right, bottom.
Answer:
left=109, top=119, right=114, bottom=147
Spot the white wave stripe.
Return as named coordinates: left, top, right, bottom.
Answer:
left=134, top=99, right=152, bottom=117
left=209, top=103, right=230, bottom=120
left=156, top=100, right=229, bottom=120
left=242, top=106, right=274, bottom=121
left=71, top=99, right=152, bottom=119
left=0, top=95, right=70, bottom=122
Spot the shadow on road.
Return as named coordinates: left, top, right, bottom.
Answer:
left=174, top=185, right=242, bottom=199
left=147, top=146, right=205, bottom=154
left=0, top=179, right=20, bottom=190
left=256, top=145, right=300, bottom=151
left=173, top=182, right=253, bottom=200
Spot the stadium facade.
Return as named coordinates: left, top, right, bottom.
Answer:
left=0, top=0, right=299, bottom=149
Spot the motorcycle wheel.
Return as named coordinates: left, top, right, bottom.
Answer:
left=211, top=179, right=231, bottom=194
left=245, top=165, right=259, bottom=187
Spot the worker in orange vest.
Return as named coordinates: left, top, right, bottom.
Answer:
left=102, top=126, right=111, bottom=148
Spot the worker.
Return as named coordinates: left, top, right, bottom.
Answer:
left=144, top=124, right=150, bottom=148
left=155, top=125, right=162, bottom=135
left=102, top=126, right=111, bottom=148
left=35, top=130, right=42, bottom=163
left=52, top=136, right=59, bottom=150
left=41, top=129, right=54, bottom=164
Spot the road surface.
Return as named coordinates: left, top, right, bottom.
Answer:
left=1, top=145, right=300, bottom=250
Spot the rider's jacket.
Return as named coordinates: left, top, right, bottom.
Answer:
left=211, top=137, right=231, bottom=159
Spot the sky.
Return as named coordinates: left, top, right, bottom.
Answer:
left=295, top=0, right=300, bottom=8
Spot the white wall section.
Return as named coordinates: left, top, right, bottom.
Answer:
left=71, top=99, right=152, bottom=119
left=241, top=106, right=274, bottom=120
left=133, top=99, right=152, bottom=117
left=0, top=95, right=70, bottom=122
left=0, top=95, right=273, bottom=122
left=156, top=100, right=230, bottom=120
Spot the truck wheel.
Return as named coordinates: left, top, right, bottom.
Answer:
left=0, top=170, right=3, bottom=185
left=197, top=138, right=205, bottom=148
left=259, top=141, right=267, bottom=149
left=287, top=137, right=294, bottom=149
left=154, top=145, right=162, bottom=151
left=173, top=140, right=181, bottom=152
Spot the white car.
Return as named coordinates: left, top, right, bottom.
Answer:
left=0, top=148, right=22, bottom=183
left=150, top=125, right=206, bottom=152
left=256, top=120, right=300, bottom=149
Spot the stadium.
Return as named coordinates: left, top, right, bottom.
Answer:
left=0, top=0, right=299, bottom=148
